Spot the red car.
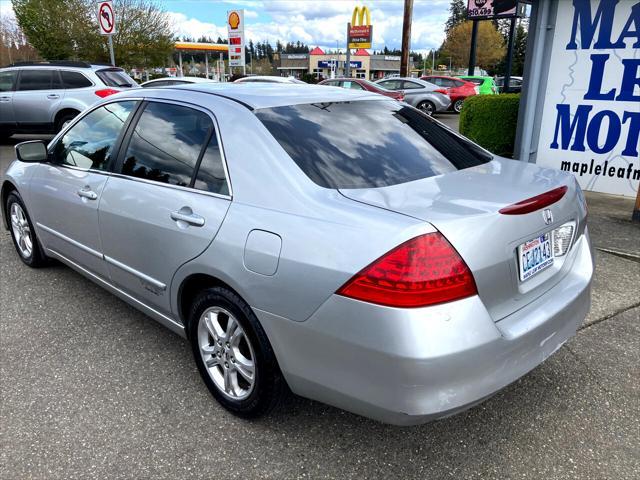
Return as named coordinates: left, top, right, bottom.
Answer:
left=318, top=78, right=405, bottom=102
left=421, top=75, right=478, bottom=113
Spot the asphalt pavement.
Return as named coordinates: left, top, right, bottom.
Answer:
left=1, top=135, right=638, bottom=479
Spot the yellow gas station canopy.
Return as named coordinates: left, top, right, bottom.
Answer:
left=175, top=42, right=228, bottom=52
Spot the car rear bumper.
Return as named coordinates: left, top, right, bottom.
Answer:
left=255, top=231, right=593, bottom=426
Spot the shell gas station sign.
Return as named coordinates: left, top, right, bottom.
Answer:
left=227, top=9, right=245, bottom=68
left=348, top=6, right=373, bottom=49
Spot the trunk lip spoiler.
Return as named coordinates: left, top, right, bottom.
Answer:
left=499, top=186, right=568, bottom=215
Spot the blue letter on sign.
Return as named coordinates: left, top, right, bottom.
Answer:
left=551, top=104, right=592, bottom=151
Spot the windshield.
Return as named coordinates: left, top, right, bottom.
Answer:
left=96, top=68, right=137, bottom=88
left=255, top=100, right=492, bottom=189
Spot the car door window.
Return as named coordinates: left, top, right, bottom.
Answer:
left=121, top=102, right=213, bottom=187
left=194, top=133, right=229, bottom=196
left=345, top=81, right=364, bottom=90
left=17, top=70, right=55, bottom=91
left=402, top=81, right=423, bottom=90
left=61, top=70, right=93, bottom=88
left=51, top=101, right=137, bottom=170
left=378, top=80, right=400, bottom=90
left=428, top=78, right=442, bottom=86
left=439, top=78, right=455, bottom=88
left=0, top=71, right=17, bottom=91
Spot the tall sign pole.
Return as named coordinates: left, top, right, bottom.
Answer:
left=400, top=0, right=413, bottom=77
left=503, top=16, right=517, bottom=92
left=345, top=22, right=351, bottom=78
left=467, top=20, right=478, bottom=76
left=97, top=1, right=116, bottom=66
left=348, top=6, right=372, bottom=78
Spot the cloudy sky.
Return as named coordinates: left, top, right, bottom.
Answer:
left=0, top=0, right=451, bottom=54
left=162, top=0, right=451, bottom=53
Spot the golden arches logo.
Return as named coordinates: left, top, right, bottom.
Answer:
left=351, top=6, right=371, bottom=26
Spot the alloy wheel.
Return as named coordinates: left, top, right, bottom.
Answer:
left=197, top=307, right=256, bottom=400
left=10, top=202, right=33, bottom=259
left=420, top=101, right=434, bottom=116
left=454, top=100, right=464, bottom=113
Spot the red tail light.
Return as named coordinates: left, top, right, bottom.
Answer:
left=499, top=186, right=568, bottom=215
left=95, top=88, right=119, bottom=98
left=336, top=233, right=477, bottom=308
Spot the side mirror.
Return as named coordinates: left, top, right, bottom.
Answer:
left=15, top=140, right=48, bottom=163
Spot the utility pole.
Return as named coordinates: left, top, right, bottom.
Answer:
left=503, top=16, right=517, bottom=93
left=633, top=183, right=640, bottom=223
left=468, top=20, right=479, bottom=76
left=400, top=0, right=413, bottom=77
left=345, top=22, right=351, bottom=78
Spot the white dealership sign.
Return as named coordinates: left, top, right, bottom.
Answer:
left=534, top=0, right=639, bottom=197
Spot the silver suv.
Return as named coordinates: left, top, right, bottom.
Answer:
left=0, top=61, right=139, bottom=140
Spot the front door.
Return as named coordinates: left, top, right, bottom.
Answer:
left=29, top=100, right=138, bottom=278
left=99, top=100, right=231, bottom=316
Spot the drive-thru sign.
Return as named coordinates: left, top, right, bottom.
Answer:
left=98, top=1, right=116, bottom=35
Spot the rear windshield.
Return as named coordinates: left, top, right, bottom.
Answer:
left=96, top=68, right=136, bottom=88
left=255, top=100, right=492, bottom=189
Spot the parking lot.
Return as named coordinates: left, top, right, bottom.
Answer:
left=1, top=134, right=638, bottom=479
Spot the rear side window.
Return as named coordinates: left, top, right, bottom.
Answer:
left=17, top=70, right=58, bottom=91
left=402, top=81, right=423, bottom=90
left=255, top=100, right=492, bottom=189
left=96, top=68, right=135, bottom=88
left=0, top=71, right=17, bottom=91
left=378, top=80, right=401, bottom=90
left=194, top=134, right=229, bottom=195
left=121, top=102, right=212, bottom=187
left=61, top=71, right=93, bottom=88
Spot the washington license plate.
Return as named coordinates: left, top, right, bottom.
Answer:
left=518, top=233, right=554, bottom=281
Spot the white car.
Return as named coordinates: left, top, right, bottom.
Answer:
left=234, top=76, right=305, bottom=84
left=141, top=76, right=217, bottom=88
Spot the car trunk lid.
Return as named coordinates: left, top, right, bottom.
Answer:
left=339, top=158, right=583, bottom=321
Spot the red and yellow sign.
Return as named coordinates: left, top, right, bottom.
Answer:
left=228, top=11, right=240, bottom=30
left=349, top=6, right=372, bottom=49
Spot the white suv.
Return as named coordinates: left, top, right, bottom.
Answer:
left=0, top=61, right=139, bottom=141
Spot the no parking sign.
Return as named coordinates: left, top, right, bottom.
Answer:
left=98, top=1, right=116, bottom=35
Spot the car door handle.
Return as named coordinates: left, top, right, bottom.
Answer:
left=47, top=94, right=60, bottom=100
left=0, top=96, right=10, bottom=102
left=170, top=210, right=205, bottom=227
left=77, top=187, right=98, bottom=200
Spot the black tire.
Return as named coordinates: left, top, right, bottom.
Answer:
left=453, top=99, right=464, bottom=113
left=188, top=286, right=286, bottom=418
left=6, top=191, right=48, bottom=268
left=417, top=100, right=436, bottom=116
left=55, top=111, right=79, bottom=133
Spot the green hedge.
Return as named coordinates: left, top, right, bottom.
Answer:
left=459, top=94, right=520, bottom=157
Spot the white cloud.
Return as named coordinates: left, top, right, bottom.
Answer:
left=167, top=12, right=227, bottom=40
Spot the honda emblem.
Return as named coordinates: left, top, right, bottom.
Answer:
left=542, top=209, right=554, bottom=225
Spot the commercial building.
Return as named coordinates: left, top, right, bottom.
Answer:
left=277, top=47, right=415, bottom=80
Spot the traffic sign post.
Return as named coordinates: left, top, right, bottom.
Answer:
left=98, top=1, right=116, bottom=66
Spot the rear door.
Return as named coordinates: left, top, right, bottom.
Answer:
left=98, top=100, right=230, bottom=316
left=13, top=69, right=65, bottom=126
left=0, top=70, right=17, bottom=127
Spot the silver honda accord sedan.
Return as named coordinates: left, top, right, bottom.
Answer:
left=1, top=84, right=593, bottom=425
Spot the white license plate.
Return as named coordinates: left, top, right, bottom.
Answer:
left=518, top=233, right=554, bottom=281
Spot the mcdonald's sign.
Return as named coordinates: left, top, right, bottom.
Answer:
left=348, top=6, right=372, bottom=49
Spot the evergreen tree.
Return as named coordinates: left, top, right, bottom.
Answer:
left=445, top=0, right=467, bottom=33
